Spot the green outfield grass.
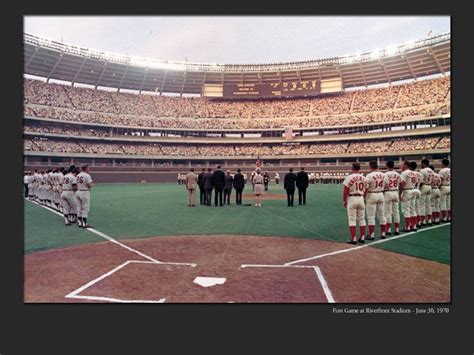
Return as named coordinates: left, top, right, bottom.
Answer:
left=24, top=183, right=450, bottom=264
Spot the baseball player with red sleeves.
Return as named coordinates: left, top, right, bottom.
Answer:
left=76, top=165, right=93, bottom=228
left=429, top=165, right=442, bottom=224
left=419, top=159, right=435, bottom=226
left=400, top=161, right=417, bottom=232
left=410, top=161, right=422, bottom=229
left=343, top=162, right=367, bottom=245
left=439, top=158, right=451, bottom=222
left=61, top=166, right=79, bottom=226
left=365, top=161, right=387, bottom=240
left=384, top=160, right=402, bottom=235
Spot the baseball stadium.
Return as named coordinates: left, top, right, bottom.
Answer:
left=23, top=27, right=451, bottom=303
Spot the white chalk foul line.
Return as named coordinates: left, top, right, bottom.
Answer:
left=241, top=264, right=314, bottom=269
left=65, top=260, right=132, bottom=298
left=25, top=198, right=196, bottom=267
left=283, top=222, right=450, bottom=266
left=65, top=260, right=167, bottom=303
left=313, top=266, right=335, bottom=303
left=67, top=295, right=166, bottom=303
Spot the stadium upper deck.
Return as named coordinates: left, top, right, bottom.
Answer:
left=24, top=33, right=450, bottom=94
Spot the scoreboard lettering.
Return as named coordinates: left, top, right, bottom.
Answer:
left=222, top=80, right=322, bottom=99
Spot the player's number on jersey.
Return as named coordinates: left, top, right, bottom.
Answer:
left=77, top=176, right=84, bottom=183
left=356, top=182, right=365, bottom=191
left=388, top=179, right=398, bottom=188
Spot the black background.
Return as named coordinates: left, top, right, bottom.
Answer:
left=1, top=1, right=473, bottom=354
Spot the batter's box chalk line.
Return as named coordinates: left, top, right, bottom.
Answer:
left=240, top=263, right=335, bottom=303
left=65, top=260, right=197, bottom=303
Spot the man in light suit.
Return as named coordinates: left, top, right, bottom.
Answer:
left=185, top=168, right=198, bottom=207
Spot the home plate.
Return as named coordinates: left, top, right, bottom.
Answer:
left=193, top=277, right=226, bottom=288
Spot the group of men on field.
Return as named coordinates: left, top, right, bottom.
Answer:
left=24, top=165, right=94, bottom=228
left=181, top=165, right=311, bottom=207
left=183, top=166, right=246, bottom=207
left=343, top=158, right=451, bottom=244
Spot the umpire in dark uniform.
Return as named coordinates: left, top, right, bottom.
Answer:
left=296, top=167, right=309, bottom=205
left=284, top=168, right=297, bottom=207
left=233, top=168, right=245, bottom=205
left=212, top=165, right=226, bottom=207
left=203, top=168, right=213, bottom=206
left=198, top=168, right=206, bottom=205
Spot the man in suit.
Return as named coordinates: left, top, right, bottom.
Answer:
left=197, top=168, right=206, bottom=205
left=263, top=172, right=270, bottom=191
left=203, top=168, right=213, bottom=206
left=185, top=168, right=198, bottom=207
left=233, top=168, right=245, bottom=205
left=296, top=167, right=309, bottom=205
left=223, top=170, right=234, bottom=205
left=284, top=167, right=297, bottom=207
left=212, top=165, right=226, bottom=207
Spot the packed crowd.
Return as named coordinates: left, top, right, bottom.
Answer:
left=24, top=76, right=450, bottom=129
left=24, top=136, right=450, bottom=157
left=25, top=103, right=450, bottom=131
left=24, top=124, right=111, bottom=137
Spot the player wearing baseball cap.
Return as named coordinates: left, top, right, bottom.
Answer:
left=365, top=161, right=387, bottom=240
left=438, top=158, right=451, bottom=222
left=410, top=162, right=423, bottom=229
left=419, top=159, right=435, bottom=226
left=384, top=160, right=402, bottom=235
left=61, top=166, right=79, bottom=226
left=400, top=161, right=417, bottom=232
left=343, top=162, right=367, bottom=244
left=76, top=165, right=94, bottom=228
left=429, top=165, right=442, bottom=224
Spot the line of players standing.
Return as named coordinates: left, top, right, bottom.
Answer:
left=343, top=158, right=451, bottom=244
left=24, top=165, right=94, bottom=228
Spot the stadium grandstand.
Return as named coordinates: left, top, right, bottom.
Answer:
left=23, top=32, right=450, bottom=183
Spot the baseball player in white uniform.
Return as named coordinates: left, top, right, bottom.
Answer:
left=384, top=160, right=402, bottom=235
left=343, top=162, right=368, bottom=244
left=419, top=159, right=435, bottom=226
left=27, top=172, right=34, bottom=199
left=429, top=165, right=442, bottom=224
left=76, top=165, right=94, bottom=228
left=365, top=161, right=387, bottom=240
left=400, top=161, right=418, bottom=232
left=32, top=170, right=40, bottom=202
left=410, top=161, right=423, bottom=229
left=23, top=172, right=30, bottom=198
left=46, top=169, right=54, bottom=208
left=52, top=169, right=60, bottom=212
left=439, top=159, right=451, bottom=222
left=61, top=166, right=79, bottom=226
left=39, top=171, right=46, bottom=205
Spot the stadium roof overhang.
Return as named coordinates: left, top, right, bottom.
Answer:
left=24, top=33, right=451, bottom=95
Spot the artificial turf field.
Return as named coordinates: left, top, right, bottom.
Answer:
left=25, top=182, right=450, bottom=265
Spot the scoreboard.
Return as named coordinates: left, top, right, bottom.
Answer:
left=222, top=80, right=322, bottom=99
